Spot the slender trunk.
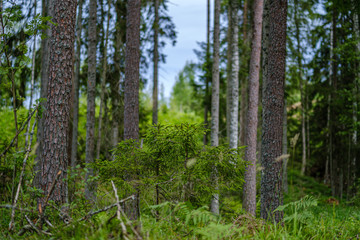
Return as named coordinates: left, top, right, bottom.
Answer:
left=40, top=0, right=77, bottom=207
left=239, top=0, right=248, bottom=147
left=283, top=100, right=288, bottom=193
left=351, top=5, right=359, bottom=197
left=71, top=0, right=83, bottom=169
left=152, top=0, right=159, bottom=125
left=210, top=0, right=220, bottom=215
left=124, top=0, right=141, bottom=220
left=242, top=0, right=263, bottom=216
left=203, top=0, right=210, bottom=145
left=35, top=0, right=52, bottom=190
left=25, top=1, right=37, bottom=149
left=260, top=0, right=287, bottom=223
left=226, top=5, right=232, bottom=140
left=229, top=0, right=239, bottom=149
left=294, top=0, right=306, bottom=176
left=96, top=0, right=111, bottom=160
left=85, top=0, right=97, bottom=202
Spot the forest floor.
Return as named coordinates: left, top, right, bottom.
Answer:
left=1, top=170, right=360, bottom=239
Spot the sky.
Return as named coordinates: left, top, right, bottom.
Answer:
left=146, top=0, right=210, bottom=99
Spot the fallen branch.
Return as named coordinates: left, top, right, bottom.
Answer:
left=0, top=205, right=32, bottom=212
left=111, top=181, right=130, bottom=240
left=78, top=195, right=135, bottom=222
left=24, top=215, right=52, bottom=236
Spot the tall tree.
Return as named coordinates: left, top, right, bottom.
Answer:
left=260, top=0, right=287, bottom=223
left=124, top=0, right=141, bottom=141
left=71, top=0, right=83, bottom=169
left=242, top=0, right=263, bottom=216
left=203, top=0, right=211, bottom=145
left=228, top=0, right=239, bottom=149
left=210, top=0, right=220, bottom=215
left=152, top=0, right=159, bottom=125
left=40, top=0, right=77, bottom=206
left=85, top=0, right=97, bottom=201
left=96, top=0, right=111, bottom=160
left=35, top=0, right=52, bottom=189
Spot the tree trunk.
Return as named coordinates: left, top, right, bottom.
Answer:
left=34, top=0, right=52, bottom=190
left=124, top=0, right=141, bottom=220
left=96, top=0, right=111, bottom=160
left=124, top=0, right=141, bottom=141
left=283, top=100, right=288, bottom=193
left=226, top=5, right=232, bottom=140
left=228, top=0, right=239, bottom=149
left=85, top=0, right=97, bottom=201
left=203, top=0, right=211, bottom=145
left=40, top=0, right=77, bottom=206
left=210, top=0, right=220, bottom=215
left=242, top=0, right=263, bottom=216
left=239, top=0, right=248, bottom=147
left=260, top=0, right=287, bottom=223
left=71, top=0, right=83, bottom=169
left=294, top=0, right=306, bottom=176
left=25, top=1, right=37, bottom=149
left=152, top=0, right=159, bottom=125
left=351, top=3, right=359, bottom=197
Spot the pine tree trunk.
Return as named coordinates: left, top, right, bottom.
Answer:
left=260, top=0, right=287, bottom=223
left=34, top=0, right=52, bottom=190
left=210, top=0, right=220, bottom=215
left=85, top=0, right=97, bottom=201
left=40, top=0, right=77, bottom=206
left=226, top=6, right=232, bottom=140
left=242, top=0, right=263, bottom=216
left=152, top=0, right=159, bottom=125
left=294, top=0, right=306, bottom=176
left=124, top=0, right=141, bottom=220
left=203, top=0, right=210, bottom=145
left=70, top=0, right=83, bottom=169
left=96, top=0, right=111, bottom=160
left=239, top=0, right=248, bottom=147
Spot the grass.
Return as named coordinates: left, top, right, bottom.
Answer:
left=1, top=170, right=360, bottom=239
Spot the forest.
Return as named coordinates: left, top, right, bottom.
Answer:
left=1, top=0, right=360, bottom=239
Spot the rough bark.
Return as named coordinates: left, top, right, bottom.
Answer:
left=242, top=0, right=263, bottom=216
left=35, top=0, right=52, bottom=190
left=124, top=0, right=141, bottom=141
left=228, top=0, right=239, bottom=149
left=260, top=0, right=287, bottom=223
left=85, top=0, right=97, bottom=201
left=210, top=0, right=220, bottom=215
left=71, top=0, right=83, bottom=169
left=226, top=5, right=232, bottom=140
left=96, top=0, right=111, bottom=160
left=152, top=0, right=159, bottom=125
left=40, top=0, right=77, bottom=206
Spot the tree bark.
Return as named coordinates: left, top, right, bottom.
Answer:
left=239, top=0, right=249, bottom=147
left=242, top=0, right=263, bottom=216
left=282, top=100, right=288, bottom=193
left=210, top=0, right=220, bottom=215
left=228, top=0, right=239, bottom=149
left=71, top=0, right=83, bottom=169
left=260, top=0, right=287, bottom=223
left=152, top=0, right=159, bottom=125
left=35, top=0, right=52, bottom=190
left=124, top=0, right=141, bottom=141
left=96, top=0, right=111, bottom=160
left=226, top=5, right=232, bottom=140
left=203, top=0, right=211, bottom=145
left=85, top=0, right=97, bottom=201
left=40, top=0, right=77, bottom=206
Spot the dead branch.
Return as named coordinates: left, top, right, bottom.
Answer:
left=111, top=180, right=130, bottom=240
left=24, top=215, right=52, bottom=236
